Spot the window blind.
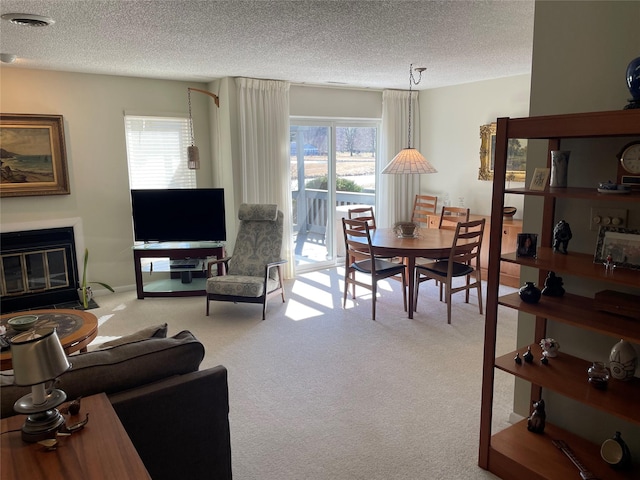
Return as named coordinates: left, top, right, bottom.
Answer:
left=124, top=115, right=196, bottom=189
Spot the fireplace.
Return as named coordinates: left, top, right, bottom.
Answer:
left=1, top=227, right=81, bottom=313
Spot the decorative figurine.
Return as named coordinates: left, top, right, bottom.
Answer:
left=541, top=356, right=549, bottom=365
left=541, top=271, right=565, bottom=297
left=514, top=352, right=522, bottom=365
left=553, top=220, right=572, bottom=254
left=527, top=399, right=546, bottom=433
left=523, top=346, right=534, bottom=363
left=604, top=254, right=616, bottom=273
left=519, top=282, right=541, bottom=304
left=60, top=396, right=82, bottom=416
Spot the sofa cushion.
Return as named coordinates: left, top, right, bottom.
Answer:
left=97, top=323, right=168, bottom=349
left=1, top=330, right=204, bottom=418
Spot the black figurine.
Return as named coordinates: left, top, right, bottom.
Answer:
left=541, top=271, right=565, bottom=297
left=527, top=399, right=546, bottom=433
left=514, top=352, right=522, bottom=365
left=553, top=220, right=572, bottom=254
left=523, top=346, right=534, bottom=363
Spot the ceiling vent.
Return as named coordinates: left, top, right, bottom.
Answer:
left=1, top=13, right=55, bottom=27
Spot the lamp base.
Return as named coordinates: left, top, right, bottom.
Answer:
left=21, top=408, right=66, bottom=443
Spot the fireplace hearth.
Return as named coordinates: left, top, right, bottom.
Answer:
left=0, top=227, right=85, bottom=313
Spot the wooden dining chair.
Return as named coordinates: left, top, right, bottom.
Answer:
left=347, top=206, right=376, bottom=230
left=342, top=218, right=407, bottom=320
left=414, top=218, right=485, bottom=324
left=438, top=206, right=470, bottom=230
left=411, top=194, right=438, bottom=228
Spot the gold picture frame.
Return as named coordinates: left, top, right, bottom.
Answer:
left=478, top=122, right=527, bottom=182
left=0, top=114, right=70, bottom=197
left=529, top=168, right=550, bottom=191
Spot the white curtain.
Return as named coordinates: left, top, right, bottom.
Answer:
left=378, top=90, right=421, bottom=228
left=236, top=77, right=294, bottom=278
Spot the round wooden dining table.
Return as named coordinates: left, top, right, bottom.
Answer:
left=368, top=227, right=459, bottom=319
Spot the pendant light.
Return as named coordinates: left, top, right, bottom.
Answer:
left=187, top=87, right=220, bottom=170
left=382, top=64, right=437, bottom=174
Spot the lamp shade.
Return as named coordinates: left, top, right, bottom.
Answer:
left=381, top=148, right=437, bottom=175
left=188, top=145, right=200, bottom=169
left=10, top=328, right=70, bottom=386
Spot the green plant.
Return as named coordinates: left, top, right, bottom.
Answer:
left=305, top=175, right=363, bottom=192
left=80, top=248, right=114, bottom=309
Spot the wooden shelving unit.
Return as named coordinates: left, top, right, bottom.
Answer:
left=479, top=109, right=640, bottom=479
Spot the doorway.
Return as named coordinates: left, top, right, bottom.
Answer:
left=290, top=120, right=379, bottom=273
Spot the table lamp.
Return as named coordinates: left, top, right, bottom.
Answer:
left=10, top=327, right=71, bottom=442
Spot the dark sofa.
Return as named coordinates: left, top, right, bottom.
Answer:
left=0, top=330, right=232, bottom=480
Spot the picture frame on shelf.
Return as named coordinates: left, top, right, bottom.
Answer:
left=0, top=114, right=69, bottom=197
left=594, top=226, right=640, bottom=270
left=529, top=168, right=550, bottom=191
left=517, top=233, right=538, bottom=258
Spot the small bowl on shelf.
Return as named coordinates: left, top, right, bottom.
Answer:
left=503, top=206, right=517, bottom=218
left=7, top=315, right=39, bottom=331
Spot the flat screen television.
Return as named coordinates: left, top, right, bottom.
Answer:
left=131, top=188, right=226, bottom=242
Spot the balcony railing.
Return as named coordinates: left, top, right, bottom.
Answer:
left=292, top=189, right=375, bottom=237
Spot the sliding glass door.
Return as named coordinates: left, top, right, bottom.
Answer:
left=290, top=119, right=379, bottom=273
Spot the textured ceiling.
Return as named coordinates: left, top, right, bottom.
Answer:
left=0, top=0, right=534, bottom=90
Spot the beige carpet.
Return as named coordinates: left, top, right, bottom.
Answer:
left=91, top=267, right=517, bottom=480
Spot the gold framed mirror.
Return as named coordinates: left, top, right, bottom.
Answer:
left=478, top=122, right=527, bottom=182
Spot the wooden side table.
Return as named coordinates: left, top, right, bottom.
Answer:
left=0, top=309, right=98, bottom=370
left=1, top=393, right=150, bottom=480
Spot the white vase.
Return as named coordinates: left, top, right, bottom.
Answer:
left=550, top=150, right=570, bottom=187
left=609, top=339, right=637, bottom=381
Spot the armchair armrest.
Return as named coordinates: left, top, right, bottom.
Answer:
left=207, top=257, right=231, bottom=277
left=265, top=259, right=287, bottom=276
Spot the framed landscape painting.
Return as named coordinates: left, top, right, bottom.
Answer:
left=0, top=114, right=70, bottom=197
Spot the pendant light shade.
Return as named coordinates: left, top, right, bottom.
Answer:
left=382, top=64, right=437, bottom=175
left=188, top=145, right=200, bottom=170
left=382, top=148, right=437, bottom=174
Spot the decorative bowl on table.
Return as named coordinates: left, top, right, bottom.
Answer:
left=393, top=222, right=419, bottom=238
left=503, top=206, right=517, bottom=218
left=7, top=314, right=39, bottom=331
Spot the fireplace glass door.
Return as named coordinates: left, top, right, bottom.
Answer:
left=1, top=248, right=70, bottom=296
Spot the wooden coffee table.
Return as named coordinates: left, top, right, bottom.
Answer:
left=0, top=309, right=98, bottom=370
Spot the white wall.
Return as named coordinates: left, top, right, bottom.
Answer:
left=291, top=85, right=382, bottom=118
left=420, top=75, right=531, bottom=216
left=0, top=69, right=213, bottom=291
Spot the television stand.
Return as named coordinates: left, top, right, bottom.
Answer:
left=133, top=241, right=225, bottom=299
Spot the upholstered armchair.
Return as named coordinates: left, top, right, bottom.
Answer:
left=205, top=203, right=286, bottom=320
